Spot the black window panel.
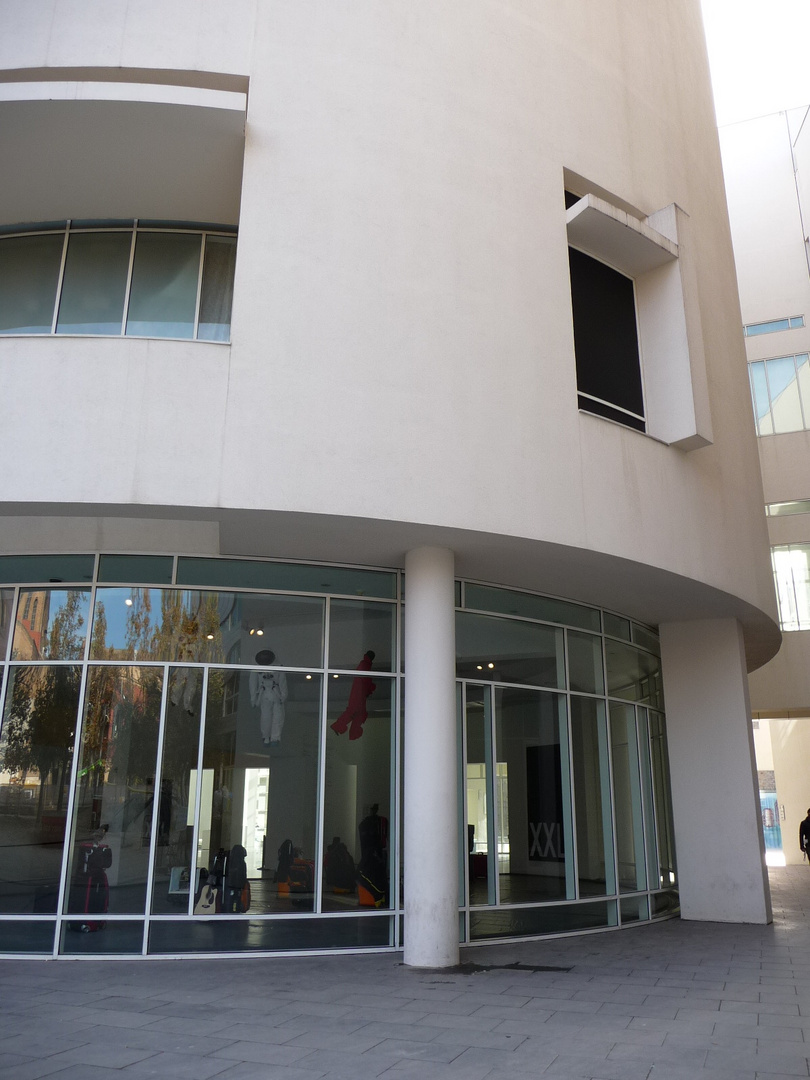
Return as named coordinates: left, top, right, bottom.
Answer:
left=569, top=247, right=644, bottom=421
left=577, top=395, right=646, bottom=433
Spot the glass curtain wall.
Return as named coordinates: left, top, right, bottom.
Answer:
left=0, top=557, right=676, bottom=956
left=0, top=224, right=237, bottom=342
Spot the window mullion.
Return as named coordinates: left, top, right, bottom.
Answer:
left=51, top=223, right=71, bottom=334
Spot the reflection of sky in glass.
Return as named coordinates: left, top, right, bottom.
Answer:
left=749, top=356, right=810, bottom=435
left=749, top=362, right=769, bottom=422
left=766, top=356, right=797, bottom=401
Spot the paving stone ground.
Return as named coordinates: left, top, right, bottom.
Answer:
left=2, top=866, right=810, bottom=1080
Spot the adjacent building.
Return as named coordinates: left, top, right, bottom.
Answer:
left=0, top=0, right=779, bottom=962
left=720, top=106, right=810, bottom=861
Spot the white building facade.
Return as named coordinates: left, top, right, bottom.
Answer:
left=720, top=106, right=810, bottom=863
left=0, top=0, right=778, bottom=961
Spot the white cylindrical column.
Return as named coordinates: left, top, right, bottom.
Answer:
left=403, top=546, right=459, bottom=967
left=659, top=617, right=772, bottom=924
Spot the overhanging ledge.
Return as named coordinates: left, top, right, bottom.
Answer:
left=566, top=193, right=678, bottom=275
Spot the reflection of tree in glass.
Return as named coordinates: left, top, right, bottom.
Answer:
left=123, top=590, right=226, bottom=663
left=124, top=588, right=155, bottom=659
left=0, top=665, right=80, bottom=822
left=41, top=589, right=87, bottom=658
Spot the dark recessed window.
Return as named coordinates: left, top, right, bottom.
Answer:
left=568, top=245, right=645, bottom=433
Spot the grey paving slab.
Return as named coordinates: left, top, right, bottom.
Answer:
left=9, top=866, right=810, bottom=1079
left=120, top=1051, right=234, bottom=1078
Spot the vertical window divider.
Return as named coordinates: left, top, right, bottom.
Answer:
left=457, top=682, right=468, bottom=942
left=142, top=664, right=171, bottom=954
left=51, top=222, right=71, bottom=334
left=563, top=633, right=580, bottom=902
left=795, top=354, right=808, bottom=430
left=121, top=221, right=138, bottom=336
left=486, top=684, right=498, bottom=907
left=558, top=692, right=576, bottom=900
left=636, top=707, right=657, bottom=901
left=83, top=582, right=96, bottom=664
left=596, top=699, right=616, bottom=898
left=393, top=575, right=403, bottom=944
left=192, top=233, right=206, bottom=341
left=53, top=658, right=93, bottom=955
left=314, top=599, right=332, bottom=916
left=188, top=665, right=210, bottom=917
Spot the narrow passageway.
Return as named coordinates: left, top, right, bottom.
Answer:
left=0, top=866, right=808, bottom=1079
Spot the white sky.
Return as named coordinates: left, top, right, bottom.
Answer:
left=701, top=0, right=810, bottom=125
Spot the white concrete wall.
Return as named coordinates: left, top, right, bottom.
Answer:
left=661, top=619, right=771, bottom=923
left=0, top=0, right=777, bottom=663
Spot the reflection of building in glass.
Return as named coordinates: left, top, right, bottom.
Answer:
left=0, top=2, right=779, bottom=962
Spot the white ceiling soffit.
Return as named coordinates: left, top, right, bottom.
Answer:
left=0, top=93, right=245, bottom=227
left=566, top=194, right=678, bottom=276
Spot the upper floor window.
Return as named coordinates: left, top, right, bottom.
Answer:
left=565, top=191, right=645, bottom=433
left=744, top=315, right=804, bottom=337
left=766, top=499, right=810, bottom=517
left=568, top=246, right=645, bottom=432
left=0, top=222, right=236, bottom=343
left=772, top=544, right=810, bottom=631
left=749, top=353, right=810, bottom=435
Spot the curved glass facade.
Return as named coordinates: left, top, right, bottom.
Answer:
left=0, top=554, right=677, bottom=957
left=0, top=223, right=236, bottom=342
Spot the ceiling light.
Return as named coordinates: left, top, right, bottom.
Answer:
left=256, top=629, right=263, bottom=636
left=125, top=598, right=133, bottom=607
left=488, top=663, right=494, bottom=669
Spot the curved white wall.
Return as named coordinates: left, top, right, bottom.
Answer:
left=0, top=0, right=779, bottom=664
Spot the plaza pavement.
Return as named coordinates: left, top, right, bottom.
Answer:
left=2, top=865, right=810, bottom=1080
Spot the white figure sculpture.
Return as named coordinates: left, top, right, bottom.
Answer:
left=249, top=649, right=288, bottom=746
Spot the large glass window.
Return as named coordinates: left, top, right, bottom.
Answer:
left=0, top=665, right=81, bottom=913
left=150, top=668, right=203, bottom=915
left=91, top=588, right=324, bottom=667
left=649, top=710, right=677, bottom=888
left=609, top=704, right=647, bottom=893
left=0, top=554, right=674, bottom=956
left=0, top=232, right=64, bottom=334
left=772, top=544, right=810, bottom=630
left=126, top=231, right=201, bottom=339
left=749, top=354, right=810, bottom=436
left=12, top=588, right=91, bottom=662
left=323, top=677, right=393, bottom=912
left=198, top=235, right=237, bottom=342
left=605, top=639, right=663, bottom=709
left=56, top=231, right=131, bottom=335
left=0, top=225, right=236, bottom=343
left=456, top=611, right=565, bottom=688
left=65, top=666, right=163, bottom=919
left=200, top=669, right=322, bottom=922
left=466, top=684, right=495, bottom=907
left=571, top=696, right=613, bottom=897
left=494, top=687, right=573, bottom=904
